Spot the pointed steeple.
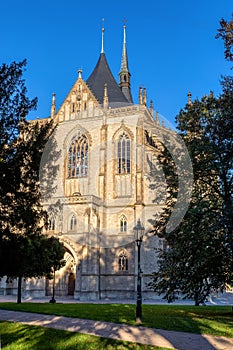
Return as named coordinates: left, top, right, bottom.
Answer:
left=120, top=22, right=128, bottom=73
left=119, top=21, right=133, bottom=103
left=86, top=23, right=131, bottom=108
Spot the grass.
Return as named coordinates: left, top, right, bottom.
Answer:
left=0, top=321, right=169, bottom=350
left=0, top=302, right=232, bottom=338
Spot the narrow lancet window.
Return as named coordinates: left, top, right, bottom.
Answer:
left=120, top=215, right=127, bottom=232
left=70, top=214, right=77, bottom=231
left=117, top=132, right=130, bottom=174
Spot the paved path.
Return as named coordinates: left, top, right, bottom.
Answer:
left=0, top=310, right=233, bottom=350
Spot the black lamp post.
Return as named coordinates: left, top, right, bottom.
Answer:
left=49, top=267, right=56, bottom=304
left=133, top=218, right=145, bottom=324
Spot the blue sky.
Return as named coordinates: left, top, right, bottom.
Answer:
left=1, top=1, right=232, bottom=126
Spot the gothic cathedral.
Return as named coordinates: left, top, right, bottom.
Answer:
left=2, top=25, right=172, bottom=300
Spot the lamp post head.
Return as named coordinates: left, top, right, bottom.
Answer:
left=134, top=219, right=145, bottom=242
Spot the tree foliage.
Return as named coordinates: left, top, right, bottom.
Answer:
left=149, top=87, right=233, bottom=305
left=216, top=13, right=233, bottom=62
left=0, top=60, right=65, bottom=302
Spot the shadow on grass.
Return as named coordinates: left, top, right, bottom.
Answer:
left=0, top=321, right=167, bottom=350
left=0, top=304, right=233, bottom=350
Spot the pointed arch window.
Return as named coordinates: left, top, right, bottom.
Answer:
left=68, top=134, right=88, bottom=178
left=118, top=249, right=128, bottom=271
left=120, top=215, right=127, bottom=232
left=117, top=132, right=130, bottom=174
left=70, top=214, right=77, bottom=231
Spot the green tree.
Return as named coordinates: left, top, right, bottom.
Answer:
left=0, top=60, right=64, bottom=303
left=216, top=13, right=233, bottom=62
left=0, top=234, right=65, bottom=303
left=149, top=91, right=233, bottom=305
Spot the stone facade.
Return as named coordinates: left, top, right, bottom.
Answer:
left=1, top=27, right=171, bottom=301
left=39, top=84, right=168, bottom=300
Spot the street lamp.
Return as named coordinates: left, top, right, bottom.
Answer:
left=49, top=267, right=56, bottom=304
left=133, top=218, right=145, bottom=324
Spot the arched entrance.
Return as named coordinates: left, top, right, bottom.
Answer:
left=45, top=246, right=77, bottom=297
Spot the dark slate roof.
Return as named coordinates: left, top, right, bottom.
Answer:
left=86, top=53, right=131, bottom=107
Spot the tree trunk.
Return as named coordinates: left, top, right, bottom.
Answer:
left=194, top=292, right=200, bottom=306
left=17, top=276, right=22, bottom=304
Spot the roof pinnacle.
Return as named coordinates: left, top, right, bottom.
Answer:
left=187, top=91, right=192, bottom=105
left=103, top=83, right=109, bottom=108
left=78, top=69, right=83, bottom=79
left=51, top=92, right=56, bottom=118
left=101, top=18, right=105, bottom=54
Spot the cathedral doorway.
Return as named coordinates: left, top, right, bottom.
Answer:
left=45, top=245, right=77, bottom=297
left=68, top=272, right=75, bottom=295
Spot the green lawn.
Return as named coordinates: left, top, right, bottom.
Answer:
left=0, top=303, right=232, bottom=337
left=0, top=321, right=169, bottom=350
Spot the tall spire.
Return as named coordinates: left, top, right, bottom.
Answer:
left=120, top=21, right=128, bottom=72
left=101, top=18, right=105, bottom=54
left=87, top=21, right=132, bottom=108
left=119, top=20, right=133, bottom=103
